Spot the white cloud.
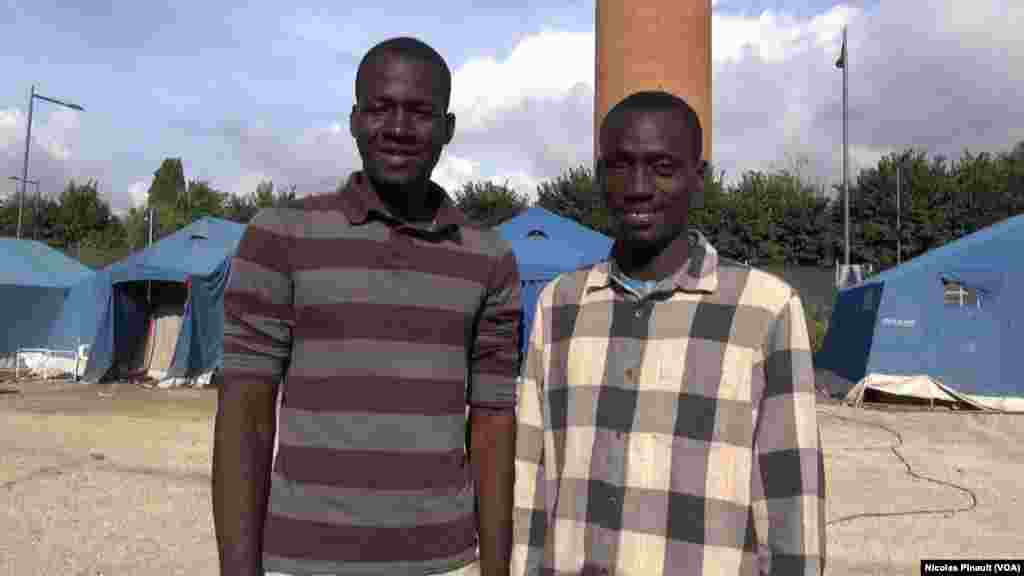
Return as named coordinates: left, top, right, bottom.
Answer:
left=0, top=106, right=89, bottom=208
left=127, top=180, right=149, bottom=208
left=432, top=153, right=480, bottom=194
left=712, top=5, right=854, bottom=64
left=450, top=30, right=594, bottom=131
left=35, top=108, right=81, bottom=161
left=0, top=108, right=22, bottom=151
left=227, top=119, right=358, bottom=197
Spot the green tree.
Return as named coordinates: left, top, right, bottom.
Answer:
left=0, top=192, right=17, bottom=237
left=222, top=180, right=298, bottom=223
left=535, top=166, right=612, bottom=234
left=181, top=180, right=227, bottom=220
left=222, top=194, right=259, bottom=223
left=254, top=180, right=276, bottom=208
left=57, top=179, right=114, bottom=251
left=454, top=180, right=529, bottom=227
left=122, top=206, right=150, bottom=251
left=147, top=158, right=186, bottom=207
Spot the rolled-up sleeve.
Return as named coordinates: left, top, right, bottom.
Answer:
left=221, top=208, right=295, bottom=386
left=468, top=246, right=522, bottom=410
left=753, top=292, right=827, bottom=575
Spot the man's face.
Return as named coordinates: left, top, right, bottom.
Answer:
left=599, top=109, right=704, bottom=250
left=350, top=53, right=454, bottom=189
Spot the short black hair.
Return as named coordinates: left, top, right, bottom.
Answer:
left=355, top=37, right=452, bottom=109
left=600, top=90, right=703, bottom=161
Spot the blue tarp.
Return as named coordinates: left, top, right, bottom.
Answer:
left=0, top=238, right=94, bottom=362
left=498, top=207, right=613, bottom=355
left=70, top=217, right=246, bottom=382
left=816, top=213, right=1024, bottom=401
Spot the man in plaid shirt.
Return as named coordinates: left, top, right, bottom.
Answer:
left=511, top=91, right=826, bottom=575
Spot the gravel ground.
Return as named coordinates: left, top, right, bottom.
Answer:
left=2, top=379, right=1023, bottom=575
left=0, top=379, right=217, bottom=575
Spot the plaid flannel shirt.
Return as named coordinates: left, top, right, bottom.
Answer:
left=512, top=232, right=826, bottom=576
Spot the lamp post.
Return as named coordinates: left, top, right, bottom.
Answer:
left=18, top=85, right=84, bottom=238
left=8, top=176, right=40, bottom=239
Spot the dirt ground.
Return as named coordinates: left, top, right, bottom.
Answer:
left=1, top=378, right=1022, bottom=575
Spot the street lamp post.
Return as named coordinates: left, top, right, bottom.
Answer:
left=18, top=84, right=84, bottom=238
left=8, top=176, right=40, bottom=239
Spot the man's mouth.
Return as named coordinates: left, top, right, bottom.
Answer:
left=378, top=149, right=421, bottom=164
left=622, top=211, right=657, bottom=225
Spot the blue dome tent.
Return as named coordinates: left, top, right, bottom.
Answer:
left=497, top=207, right=613, bottom=358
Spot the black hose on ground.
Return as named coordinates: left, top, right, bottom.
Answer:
left=817, top=407, right=979, bottom=527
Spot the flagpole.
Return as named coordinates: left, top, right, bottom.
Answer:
left=842, top=26, right=849, bottom=268
left=897, top=163, right=902, bottom=264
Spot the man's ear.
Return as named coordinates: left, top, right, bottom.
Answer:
left=349, top=104, right=358, bottom=139
left=690, top=159, right=708, bottom=209
left=444, top=112, right=456, bottom=145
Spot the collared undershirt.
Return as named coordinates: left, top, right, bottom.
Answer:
left=617, top=273, right=658, bottom=299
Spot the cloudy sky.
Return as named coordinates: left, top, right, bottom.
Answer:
left=1, top=0, right=1021, bottom=213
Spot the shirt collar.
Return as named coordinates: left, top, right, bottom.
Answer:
left=591, top=229, right=719, bottom=296
left=337, top=171, right=466, bottom=239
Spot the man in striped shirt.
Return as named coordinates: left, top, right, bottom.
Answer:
left=512, top=91, right=827, bottom=575
left=213, top=37, right=520, bottom=576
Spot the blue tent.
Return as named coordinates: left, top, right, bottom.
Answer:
left=815, top=214, right=1024, bottom=410
left=498, top=207, right=613, bottom=355
left=74, top=217, right=246, bottom=382
left=0, top=239, right=94, bottom=366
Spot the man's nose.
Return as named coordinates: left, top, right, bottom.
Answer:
left=383, top=107, right=414, bottom=137
left=628, top=165, right=655, bottom=197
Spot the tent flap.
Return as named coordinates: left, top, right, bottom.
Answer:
left=845, top=373, right=1024, bottom=413
left=167, top=257, right=232, bottom=378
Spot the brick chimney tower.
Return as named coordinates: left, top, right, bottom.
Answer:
left=595, top=1, right=712, bottom=163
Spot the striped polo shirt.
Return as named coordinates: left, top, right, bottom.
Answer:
left=221, top=171, right=522, bottom=575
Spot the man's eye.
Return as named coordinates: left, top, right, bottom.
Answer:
left=363, top=104, right=391, bottom=116
left=652, top=162, right=676, bottom=175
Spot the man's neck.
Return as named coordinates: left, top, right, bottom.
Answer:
left=371, top=177, right=439, bottom=223
left=613, top=231, right=691, bottom=282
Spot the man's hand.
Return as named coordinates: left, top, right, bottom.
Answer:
left=471, top=407, right=516, bottom=576
left=212, top=374, right=278, bottom=575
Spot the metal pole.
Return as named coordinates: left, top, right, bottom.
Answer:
left=896, top=164, right=902, bottom=264
left=147, top=208, right=154, bottom=303
left=33, top=181, right=41, bottom=240
left=842, top=27, right=850, bottom=268
left=18, top=85, right=35, bottom=239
